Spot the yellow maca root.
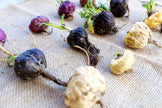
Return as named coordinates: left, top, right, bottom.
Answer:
left=124, top=22, right=162, bottom=48
left=110, top=50, right=136, bottom=75
left=144, top=9, right=162, bottom=29
left=124, top=22, right=151, bottom=48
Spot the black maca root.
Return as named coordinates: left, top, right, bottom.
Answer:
left=14, top=48, right=67, bottom=87
left=93, top=11, right=118, bottom=35
left=110, top=0, right=129, bottom=17
left=67, top=27, right=100, bottom=66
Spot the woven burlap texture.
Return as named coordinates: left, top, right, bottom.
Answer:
left=0, top=0, right=161, bottom=108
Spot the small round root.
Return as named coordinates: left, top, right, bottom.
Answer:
left=0, top=45, right=13, bottom=56
left=41, top=71, right=67, bottom=87
left=96, top=100, right=104, bottom=108
left=73, top=45, right=90, bottom=66
left=12, top=24, right=36, bottom=48
left=148, top=38, right=162, bottom=48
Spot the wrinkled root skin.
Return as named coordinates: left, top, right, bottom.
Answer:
left=110, top=0, right=128, bottom=17
left=67, top=27, right=100, bottom=66
left=29, top=16, right=49, bottom=33
left=14, top=48, right=47, bottom=80
left=93, top=11, right=116, bottom=35
left=58, top=1, right=75, bottom=18
left=88, top=44, right=100, bottom=66
left=147, top=11, right=162, bottom=33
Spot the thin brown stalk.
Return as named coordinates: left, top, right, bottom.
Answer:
left=41, top=69, right=67, bottom=87
left=148, top=38, right=162, bottom=48
left=0, top=45, right=13, bottom=56
left=73, top=45, right=90, bottom=66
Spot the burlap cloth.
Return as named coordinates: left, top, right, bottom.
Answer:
left=0, top=0, right=161, bottom=108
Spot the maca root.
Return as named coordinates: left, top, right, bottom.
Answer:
left=67, top=27, right=100, bottom=66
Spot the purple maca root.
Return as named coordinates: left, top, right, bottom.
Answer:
left=0, top=29, right=11, bottom=56
left=0, top=29, right=7, bottom=46
left=58, top=1, right=75, bottom=18
left=29, top=16, right=49, bottom=33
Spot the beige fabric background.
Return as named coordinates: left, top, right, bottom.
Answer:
left=0, top=0, right=161, bottom=108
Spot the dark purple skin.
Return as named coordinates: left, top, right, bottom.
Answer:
left=93, top=11, right=117, bottom=35
left=110, top=0, right=128, bottom=17
left=14, top=48, right=68, bottom=86
left=0, top=29, right=7, bottom=46
left=29, top=16, right=49, bottom=33
left=14, top=48, right=47, bottom=80
left=58, top=1, right=75, bottom=18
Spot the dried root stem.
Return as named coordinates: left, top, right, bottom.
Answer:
left=0, top=45, right=13, bottom=56
left=42, top=69, right=68, bottom=87
left=125, top=6, right=130, bottom=18
left=73, top=45, right=90, bottom=66
left=148, top=38, right=162, bottom=48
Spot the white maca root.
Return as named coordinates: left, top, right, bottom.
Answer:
left=124, top=22, right=151, bottom=48
left=65, top=66, right=106, bottom=108
left=110, top=50, right=136, bottom=75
